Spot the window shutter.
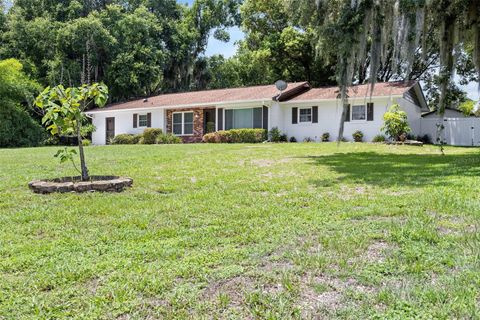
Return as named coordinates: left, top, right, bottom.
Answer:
left=217, top=108, right=223, bottom=130
left=262, top=106, right=268, bottom=129
left=344, top=105, right=350, bottom=122
left=367, top=103, right=374, bottom=121
left=292, top=107, right=298, bottom=124
left=312, top=106, right=318, bottom=123
left=147, top=113, right=152, bottom=127
left=133, top=114, right=138, bottom=128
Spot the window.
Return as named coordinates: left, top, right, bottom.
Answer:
left=352, top=105, right=366, bottom=121
left=225, top=108, right=263, bottom=130
left=138, top=114, right=148, bottom=127
left=173, top=112, right=194, bottom=135
left=299, top=108, right=312, bottom=123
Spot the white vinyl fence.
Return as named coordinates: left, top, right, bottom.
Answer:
left=420, top=118, right=480, bottom=146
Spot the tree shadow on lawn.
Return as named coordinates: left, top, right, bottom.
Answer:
left=304, top=152, right=480, bottom=188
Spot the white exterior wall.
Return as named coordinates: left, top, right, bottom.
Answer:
left=396, top=97, right=423, bottom=135
left=91, top=108, right=165, bottom=145
left=89, top=95, right=425, bottom=145
left=279, top=97, right=415, bottom=142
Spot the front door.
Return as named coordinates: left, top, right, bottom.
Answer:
left=106, top=117, right=115, bottom=144
left=203, top=109, right=216, bottom=134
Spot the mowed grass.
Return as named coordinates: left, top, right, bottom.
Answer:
left=0, top=143, right=479, bottom=319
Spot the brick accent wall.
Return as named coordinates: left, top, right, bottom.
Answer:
left=166, top=107, right=214, bottom=143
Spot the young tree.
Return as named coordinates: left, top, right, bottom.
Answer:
left=381, top=104, right=411, bottom=142
left=34, top=83, right=108, bottom=181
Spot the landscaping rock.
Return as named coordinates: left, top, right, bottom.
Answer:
left=28, top=176, right=133, bottom=194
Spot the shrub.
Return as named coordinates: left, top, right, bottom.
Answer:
left=303, top=137, right=314, bottom=142
left=289, top=136, right=297, bottom=143
left=372, top=134, right=386, bottom=143
left=280, top=134, right=288, bottom=142
left=419, top=134, right=432, bottom=144
left=0, top=104, right=45, bottom=147
left=112, top=134, right=136, bottom=145
left=352, top=130, right=364, bottom=142
left=203, top=129, right=266, bottom=143
left=269, top=127, right=282, bottom=142
left=156, top=133, right=182, bottom=144
left=132, top=134, right=143, bottom=144
left=82, top=139, right=91, bottom=146
left=321, top=132, right=330, bottom=142
left=382, top=104, right=411, bottom=141
left=203, top=132, right=220, bottom=143
left=142, top=128, right=163, bottom=144
left=406, top=133, right=418, bottom=140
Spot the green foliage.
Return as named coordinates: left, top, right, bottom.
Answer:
left=321, top=132, right=330, bottom=142
left=0, top=59, right=44, bottom=147
left=203, top=129, right=267, bottom=143
left=289, top=136, right=297, bottom=143
left=156, top=133, right=182, bottom=144
left=34, top=83, right=108, bottom=180
left=269, top=127, right=282, bottom=142
left=0, top=104, right=45, bottom=147
left=112, top=134, right=136, bottom=145
left=382, top=105, right=411, bottom=141
left=141, top=128, right=163, bottom=144
left=458, top=99, right=476, bottom=116
left=82, top=139, right=91, bottom=146
left=1, top=0, right=242, bottom=99
left=372, top=134, right=386, bottom=143
left=352, top=130, right=364, bottom=142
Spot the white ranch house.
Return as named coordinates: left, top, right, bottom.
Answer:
left=87, top=81, right=430, bottom=145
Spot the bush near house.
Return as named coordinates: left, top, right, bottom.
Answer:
left=142, top=128, right=163, bottom=144
left=321, top=132, right=330, bottom=142
left=372, top=134, right=387, bottom=143
left=112, top=131, right=181, bottom=145
left=156, top=133, right=182, bottom=144
left=382, top=104, right=411, bottom=141
left=203, top=129, right=267, bottom=143
left=269, top=127, right=287, bottom=142
left=352, top=130, right=364, bottom=142
left=112, top=134, right=137, bottom=145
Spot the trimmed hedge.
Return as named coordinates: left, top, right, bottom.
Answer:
left=203, top=129, right=267, bottom=143
left=111, top=131, right=182, bottom=145
left=156, top=133, right=182, bottom=144
left=112, top=134, right=136, bottom=144
left=142, top=128, right=163, bottom=144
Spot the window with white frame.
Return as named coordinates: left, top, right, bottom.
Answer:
left=138, top=114, right=148, bottom=127
left=351, top=105, right=366, bottom=121
left=299, top=107, right=312, bottom=123
left=173, top=112, right=194, bottom=135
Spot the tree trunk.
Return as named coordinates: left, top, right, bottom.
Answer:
left=337, top=85, right=348, bottom=144
left=76, top=118, right=89, bottom=181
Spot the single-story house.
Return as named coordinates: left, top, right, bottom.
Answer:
left=87, top=81, right=428, bottom=145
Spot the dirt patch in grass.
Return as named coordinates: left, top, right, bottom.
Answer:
left=362, top=241, right=395, bottom=263
left=299, top=273, right=376, bottom=316
left=202, top=276, right=256, bottom=307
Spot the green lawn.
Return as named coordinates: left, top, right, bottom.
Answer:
left=0, top=143, right=479, bottom=319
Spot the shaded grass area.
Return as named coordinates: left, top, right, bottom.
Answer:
left=0, top=143, right=479, bottom=319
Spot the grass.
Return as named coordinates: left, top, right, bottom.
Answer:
left=0, top=143, right=479, bottom=319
